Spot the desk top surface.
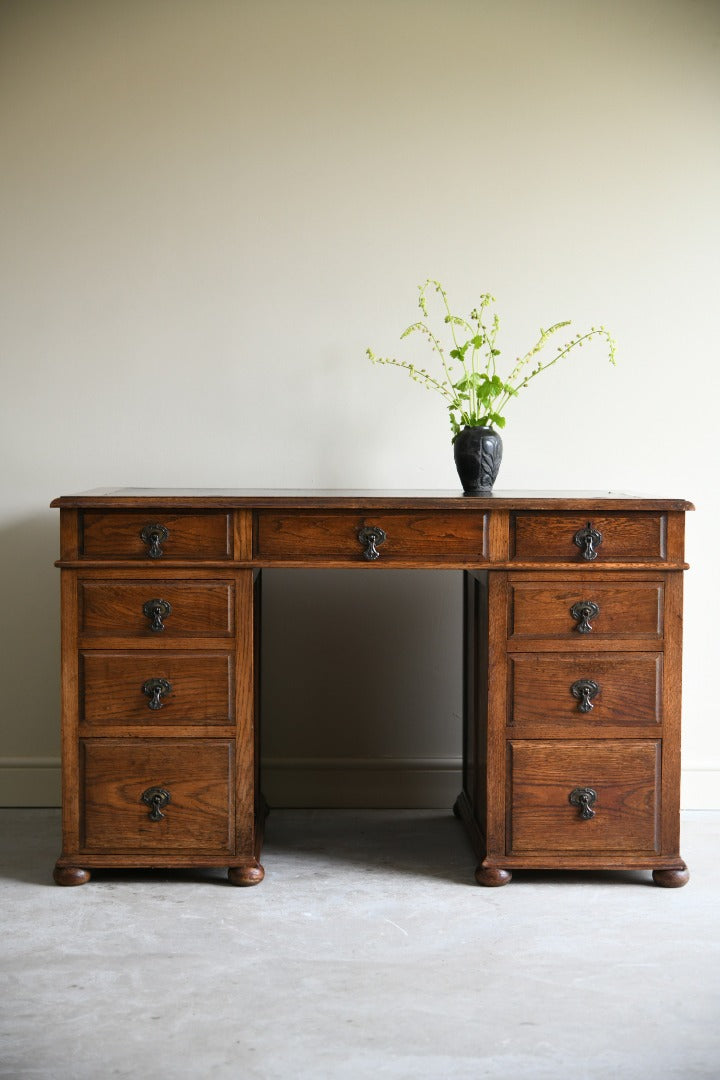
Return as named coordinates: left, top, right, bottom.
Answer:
left=51, top=489, right=694, bottom=511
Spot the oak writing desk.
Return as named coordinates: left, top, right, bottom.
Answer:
left=51, top=489, right=693, bottom=888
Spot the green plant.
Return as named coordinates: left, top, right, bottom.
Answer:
left=367, top=279, right=617, bottom=439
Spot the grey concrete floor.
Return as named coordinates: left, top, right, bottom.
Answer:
left=1, top=809, right=718, bottom=1080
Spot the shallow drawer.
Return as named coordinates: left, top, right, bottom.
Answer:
left=508, top=653, right=662, bottom=727
left=80, top=651, right=234, bottom=726
left=79, top=580, right=234, bottom=638
left=507, top=579, right=664, bottom=640
left=81, top=511, right=232, bottom=560
left=80, top=738, right=234, bottom=853
left=510, top=511, right=666, bottom=562
left=255, top=510, right=487, bottom=561
left=507, top=739, right=660, bottom=855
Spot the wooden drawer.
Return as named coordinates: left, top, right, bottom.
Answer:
left=80, top=738, right=234, bottom=853
left=507, top=739, right=660, bottom=855
left=510, top=511, right=666, bottom=562
left=255, top=510, right=487, bottom=561
left=81, top=511, right=232, bottom=560
left=79, top=579, right=235, bottom=638
left=80, top=651, right=233, bottom=727
left=508, top=653, right=662, bottom=728
left=507, top=579, right=664, bottom=640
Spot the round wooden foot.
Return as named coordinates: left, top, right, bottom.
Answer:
left=53, top=865, right=91, bottom=886
left=228, top=862, right=265, bottom=887
left=475, top=866, right=512, bottom=887
left=652, top=866, right=689, bottom=888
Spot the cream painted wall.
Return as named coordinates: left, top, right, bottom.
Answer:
left=1, top=0, right=718, bottom=807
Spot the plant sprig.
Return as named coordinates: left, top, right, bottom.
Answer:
left=367, top=279, right=617, bottom=439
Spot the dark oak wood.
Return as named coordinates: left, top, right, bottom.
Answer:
left=81, top=511, right=232, bottom=560
left=51, top=490, right=692, bottom=889
left=80, top=651, right=233, bottom=726
left=53, top=865, right=91, bottom=886
left=51, top=489, right=694, bottom=511
left=510, top=511, right=668, bottom=562
left=256, top=509, right=488, bottom=562
left=507, top=653, right=662, bottom=729
left=653, top=866, right=690, bottom=888
left=80, top=738, right=234, bottom=853
left=475, top=866, right=512, bottom=887
left=78, top=580, right=235, bottom=638
left=507, top=578, right=665, bottom=640
left=507, top=738, right=660, bottom=855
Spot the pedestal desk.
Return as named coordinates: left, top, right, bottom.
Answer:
left=51, top=489, right=693, bottom=888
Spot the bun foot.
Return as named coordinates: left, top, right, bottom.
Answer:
left=475, top=866, right=512, bottom=887
left=652, top=866, right=689, bottom=888
left=228, top=862, right=265, bottom=887
left=53, top=865, right=91, bottom=886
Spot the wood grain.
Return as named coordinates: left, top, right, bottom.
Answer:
left=81, top=511, right=231, bottom=560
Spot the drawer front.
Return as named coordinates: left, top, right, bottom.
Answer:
left=81, top=511, right=232, bottom=560
left=80, top=739, right=234, bottom=853
left=508, top=580, right=664, bottom=640
left=80, top=651, right=233, bottom=726
left=79, top=580, right=235, bottom=637
left=508, top=653, right=662, bottom=727
left=255, top=510, right=487, bottom=561
left=511, top=512, right=666, bottom=562
left=507, top=739, right=660, bottom=855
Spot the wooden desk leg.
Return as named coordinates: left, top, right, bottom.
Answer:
left=228, top=861, right=265, bottom=886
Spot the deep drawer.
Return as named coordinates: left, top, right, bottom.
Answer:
left=79, top=580, right=235, bottom=638
left=510, top=511, right=666, bottom=562
left=80, top=651, right=234, bottom=726
left=507, top=739, right=660, bottom=855
left=508, top=653, right=662, bottom=727
left=81, top=511, right=232, bottom=560
left=255, top=510, right=487, bottom=561
left=507, top=579, right=664, bottom=640
left=80, top=738, right=234, bottom=853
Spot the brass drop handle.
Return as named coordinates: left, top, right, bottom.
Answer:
left=570, top=600, right=600, bottom=634
left=141, top=786, right=171, bottom=822
left=569, top=787, right=597, bottom=819
left=143, top=598, right=172, bottom=633
left=140, top=523, right=169, bottom=559
left=574, top=521, right=603, bottom=561
left=357, top=526, right=387, bottom=561
left=142, top=677, right=172, bottom=710
left=570, top=678, right=600, bottom=713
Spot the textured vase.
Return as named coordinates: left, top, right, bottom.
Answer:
left=453, top=426, right=503, bottom=495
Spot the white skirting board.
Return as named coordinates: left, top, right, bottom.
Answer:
left=1, top=756, right=718, bottom=810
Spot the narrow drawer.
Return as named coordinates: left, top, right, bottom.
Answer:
left=81, top=511, right=232, bottom=560
left=79, top=580, right=234, bottom=638
left=508, top=579, right=664, bottom=640
left=510, top=511, right=667, bottom=562
left=507, top=739, right=660, bottom=855
left=508, top=653, right=662, bottom=727
left=80, top=651, right=234, bottom=726
left=255, top=510, right=487, bottom=561
left=80, top=738, right=234, bottom=853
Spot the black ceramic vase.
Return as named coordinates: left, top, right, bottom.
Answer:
left=453, top=425, right=503, bottom=495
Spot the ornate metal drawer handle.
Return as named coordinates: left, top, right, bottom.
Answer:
left=358, top=526, right=387, bottom=561
left=573, top=520, right=603, bottom=561
left=140, top=523, right=169, bottom=559
left=570, top=600, right=600, bottom=634
left=569, top=787, right=597, bottom=819
left=142, top=677, right=172, bottom=710
left=570, top=678, right=600, bottom=713
left=142, top=598, right=172, bottom=632
left=141, top=786, right=171, bottom=821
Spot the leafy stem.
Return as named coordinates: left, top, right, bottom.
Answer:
left=368, top=282, right=617, bottom=440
